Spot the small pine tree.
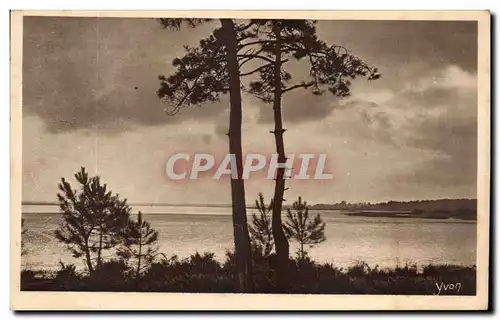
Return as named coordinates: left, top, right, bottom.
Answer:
left=249, top=193, right=274, bottom=258
left=283, top=196, right=326, bottom=261
left=118, top=211, right=159, bottom=281
left=54, top=167, right=131, bottom=276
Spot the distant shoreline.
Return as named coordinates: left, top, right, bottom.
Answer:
left=343, top=210, right=476, bottom=221
left=21, top=210, right=477, bottom=222
left=22, top=198, right=477, bottom=208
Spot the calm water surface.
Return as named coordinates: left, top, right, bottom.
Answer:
left=21, top=205, right=477, bottom=271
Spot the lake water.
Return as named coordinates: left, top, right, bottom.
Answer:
left=21, top=205, right=477, bottom=271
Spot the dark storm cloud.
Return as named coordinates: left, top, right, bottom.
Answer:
left=360, top=67, right=477, bottom=189
left=400, top=116, right=477, bottom=188
left=22, top=16, right=223, bottom=134
left=26, top=14, right=475, bottom=194
left=23, top=17, right=478, bottom=136
left=323, top=100, right=399, bottom=146
left=253, top=20, right=477, bottom=124
left=342, top=64, right=476, bottom=143
left=398, top=87, right=462, bottom=108
left=317, top=20, right=478, bottom=75
left=256, top=90, right=340, bottom=124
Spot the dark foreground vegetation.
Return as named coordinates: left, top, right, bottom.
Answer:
left=21, top=253, right=476, bottom=295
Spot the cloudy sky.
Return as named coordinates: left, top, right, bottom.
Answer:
left=22, top=16, right=478, bottom=204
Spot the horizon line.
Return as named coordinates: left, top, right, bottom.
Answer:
left=22, top=197, right=478, bottom=207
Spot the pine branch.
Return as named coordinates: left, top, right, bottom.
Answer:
left=240, top=63, right=272, bottom=77
left=282, top=81, right=315, bottom=93
left=237, top=53, right=274, bottom=64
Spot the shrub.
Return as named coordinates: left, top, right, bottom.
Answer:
left=187, top=252, right=220, bottom=275
left=53, top=261, right=81, bottom=290
left=20, top=253, right=477, bottom=295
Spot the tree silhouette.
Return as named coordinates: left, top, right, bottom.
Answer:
left=118, top=211, right=159, bottom=282
left=283, top=196, right=326, bottom=261
left=249, top=193, right=274, bottom=258
left=54, top=167, right=130, bottom=276
left=157, top=18, right=379, bottom=292
left=157, top=18, right=257, bottom=292
left=240, top=19, right=379, bottom=290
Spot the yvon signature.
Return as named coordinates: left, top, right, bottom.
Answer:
left=435, top=282, right=462, bottom=295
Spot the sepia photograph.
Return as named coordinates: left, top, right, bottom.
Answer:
left=10, top=10, right=490, bottom=310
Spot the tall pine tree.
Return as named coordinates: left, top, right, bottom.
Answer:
left=242, top=19, right=380, bottom=291
left=157, top=18, right=257, bottom=292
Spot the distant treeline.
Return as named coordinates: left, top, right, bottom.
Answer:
left=312, top=199, right=477, bottom=221
left=312, top=199, right=477, bottom=212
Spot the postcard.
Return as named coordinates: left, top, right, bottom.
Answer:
left=10, top=10, right=490, bottom=311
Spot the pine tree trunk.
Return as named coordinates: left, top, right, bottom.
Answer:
left=97, top=226, right=103, bottom=277
left=136, top=212, right=143, bottom=283
left=84, top=238, right=94, bottom=274
left=137, top=234, right=142, bottom=281
left=220, top=18, right=254, bottom=293
left=271, top=22, right=290, bottom=293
